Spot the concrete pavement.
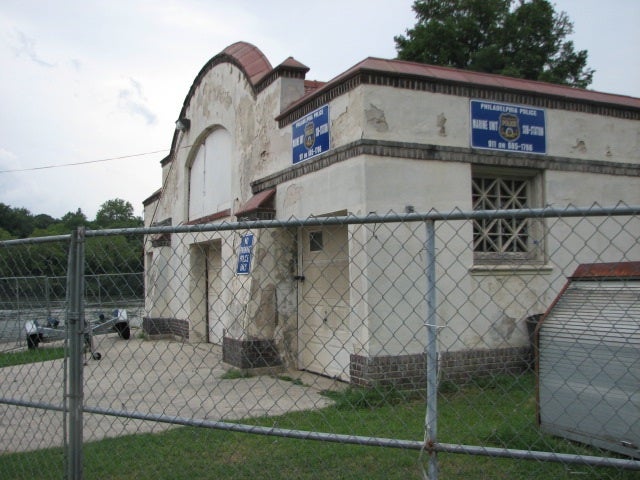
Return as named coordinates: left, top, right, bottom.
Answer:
left=0, top=332, right=345, bottom=453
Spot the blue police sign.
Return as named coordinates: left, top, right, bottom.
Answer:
left=470, top=100, right=546, bottom=154
left=236, top=233, right=254, bottom=275
left=292, top=105, right=330, bottom=164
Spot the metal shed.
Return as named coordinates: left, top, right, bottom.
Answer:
left=537, top=262, right=640, bottom=459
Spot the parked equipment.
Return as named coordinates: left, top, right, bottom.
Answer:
left=25, top=309, right=130, bottom=359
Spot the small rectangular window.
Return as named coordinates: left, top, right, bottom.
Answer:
left=309, top=231, right=323, bottom=252
left=472, top=168, right=544, bottom=264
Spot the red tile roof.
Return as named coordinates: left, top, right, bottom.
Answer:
left=221, top=41, right=273, bottom=85
left=304, top=80, right=325, bottom=94
left=281, top=56, right=640, bottom=116
left=571, top=262, right=640, bottom=280
left=235, top=188, right=276, bottom=217
left=360, top=57, right=639, bottom=107
left=278, top=56, right=309, bottom=71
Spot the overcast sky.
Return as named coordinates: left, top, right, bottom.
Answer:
left=1, top=0, right=638, bottom=220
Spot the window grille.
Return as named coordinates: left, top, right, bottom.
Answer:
left=472, top=174, right=539, bottom=262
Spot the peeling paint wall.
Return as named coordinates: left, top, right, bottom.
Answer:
left=143, top=56, right=308, bottom=355
left=144, top=46, right=640, bottom=372
left=362, top=86, right=470, bottom=147
left=365, top=104, right=389, bottom=132
left=547, top=110, right=640, bottom=162
left=359, top=85, right=640, bottom=166
left=276, top=158, right=367, bottom=219
left=232, top=228, right=298, bottom=367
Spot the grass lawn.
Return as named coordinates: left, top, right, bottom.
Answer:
left=0, top=346, right=65, bottom=368
left=0, top=373, right=636, bottom=479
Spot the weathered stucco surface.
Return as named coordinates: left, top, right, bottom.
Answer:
left=547, top=111, right=640, bottom=162
left=144, top=43, right=640, bottom=375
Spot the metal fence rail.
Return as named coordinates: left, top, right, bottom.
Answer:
left=1, top=205, right=639, bottom=479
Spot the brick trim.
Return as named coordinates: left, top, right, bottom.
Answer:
left=439, top=346, right=532, bottom=384
left=143, top=317, right=189, bottom=340
left=350, top=353, right=426, bottom=391
left=223, top=337, right=282, bottom=369
left=350, top=346, right=532, bottom=391
left=251, top=139, right=640, bottom=193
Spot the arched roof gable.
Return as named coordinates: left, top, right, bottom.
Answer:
left=182, top=41, right=272, bottom=114
left=169, top=42, right=273, bottom=162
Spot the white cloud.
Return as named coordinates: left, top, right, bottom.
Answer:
left=0, top=147, right=18, bottom=165
left=10, top=28, right=55, bottom=67
left=69, top=58, right=82, bottom=71
left=117, top=77, right=157, bottom=125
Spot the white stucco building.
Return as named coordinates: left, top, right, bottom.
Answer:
left=143, top=42, right=640, bottom=387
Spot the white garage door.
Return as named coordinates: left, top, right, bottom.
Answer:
left=298, top=225, right=351, bottom=380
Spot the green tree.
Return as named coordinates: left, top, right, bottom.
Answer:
left=61, top=208, right=88, bottom=230
left=395, top=0, right=594, bottom=88
left=90, top=199, right=144, bottom=299
left=32, top=213, right=57, bottom=231
left=0, top=203, right=34, bottom=238
left=0, top=200, right=144, bottom=300
left=95, top=198, right=142, bottom=228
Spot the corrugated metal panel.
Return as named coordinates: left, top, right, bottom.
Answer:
left=538, top=279, right=640, bottom=459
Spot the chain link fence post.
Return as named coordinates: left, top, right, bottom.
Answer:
left=45, top=275, right=51, bottom=321
left=66, top=227, right=85, bottom=480
left=424, top=219, right=438, bottom=479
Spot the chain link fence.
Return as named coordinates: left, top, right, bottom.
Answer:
left=1, top=205, right=639, bottom=479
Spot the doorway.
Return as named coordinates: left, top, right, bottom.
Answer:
left=297, top=224, right=351, bottom=380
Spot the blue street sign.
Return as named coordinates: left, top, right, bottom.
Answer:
left=236, top=233, right=254, bottom=275
left=292, top=104, right=330, bottom=164
left=470, top=100, right=546, bottom=154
